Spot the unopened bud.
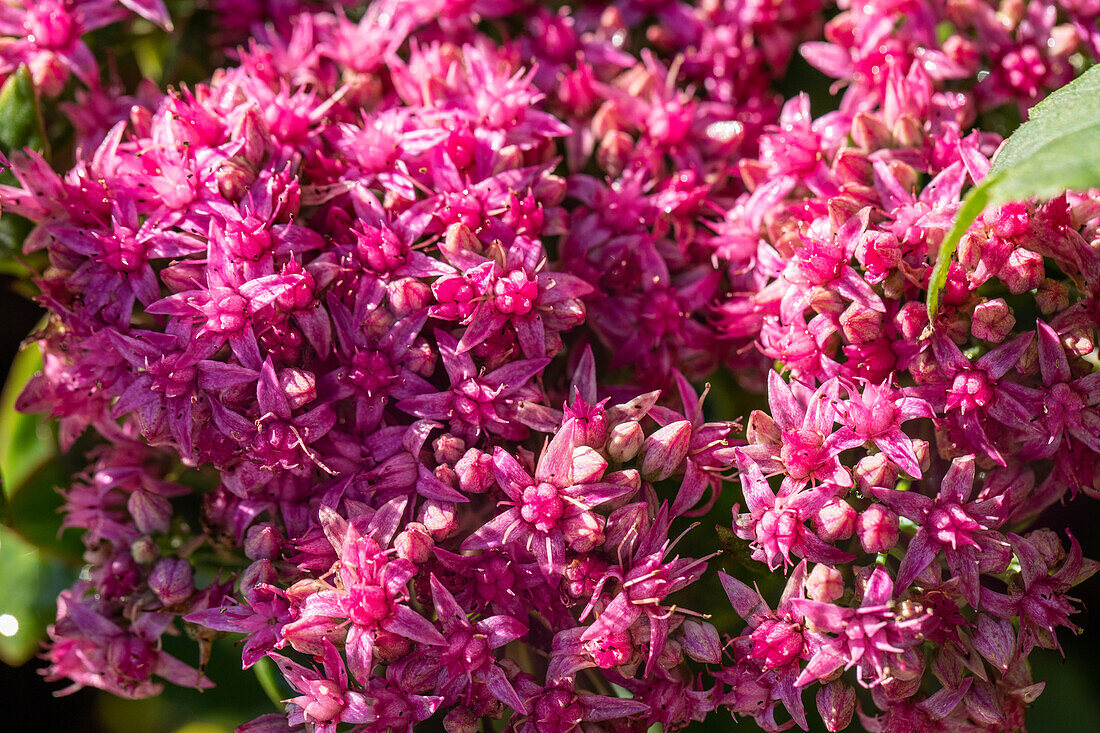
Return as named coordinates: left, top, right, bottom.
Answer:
left=388, top=277, right=433, bottom=316
left=150, top=558, right=194, bottom=606
left=806, top=564, right=844, bottom=603
left=395, top=522, right=435, bottom=564
left=455, top=448, right=494, bottom=493
left=373, top=629, right=413, bottom=664
left=854, top=453, right=898, bottom=492
left=1036, top=278, right=1069, bottom=315
left=816, top=680, right=857, bottom=732
left=813, top=497, right=856, bottom=542
left=130, top=536, right=158, bottom=565
left=244, top=522, right=283, bottom=560
left=856, top=504, right=899, bottom=553
left=971, top=298, right=1015, bottom=343
left=892, top=114, right=924, bottom=149
left=833, top=148, right=872, bottom=184
left=444, top=708, right=480, bottom=733
left=604, top=502, right=649, bottom=559
left=608, top=421, right=644, bottom=462
left=839, top=302, right=884, bottom=343
left=851, top=112, right=891, bottom=151
left=680, top=619, right=722, bottom=664
left=998, top=248, right=1043, bottom=293
left=277, top=368, right=316, bottom=409
left=418, top=499, right=458, bottom=539
left=128, top=490, right=172, bottom=534
left=240, top=559, right=278, bottom=591
left=640, top=421, right=692, bottom=481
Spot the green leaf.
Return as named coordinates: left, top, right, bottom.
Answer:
left=0, top=66, right=47, bottom=156
left=927, top=64, right=1100, bottom=322
left=0, top=341, right=53, bottom=497
left=0, top=339, right=85, bottom=561
left=0, top=523, right=76, bottom=665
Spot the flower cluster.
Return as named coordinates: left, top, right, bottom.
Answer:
left=7, top=1, right=1100, bottom=732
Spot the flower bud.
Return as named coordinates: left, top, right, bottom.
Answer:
left=998, top=248, right=1043, bottom=293
left=216, top=156, right=258, bottom=200
left=130, top=536, right=158, bottom=565
left=418, top=499, right=458, bottom=538
left=374, top=629, right=413, bottom=664
left=150, top=558, right=194, bottom=606
left=455, top=448, right=494, bottom=493
left=912, top=438, right=931, bottom=473
left=813, top=497, right=856, bottom=542
left=746, top=410, right=781, bottom=445
left=388, top=277, right=433, bottom=317
left=604, top=502, right=649, bottom=559
left=285, top=578, right=326, bottom=605
left=833, top=148, right=872, bottom=185
left=562, top=510, right=605, bottom=552
left=240, top=559, right=278, bottom=591
left=244, top=522, right=283, bottom=560
left=395, top=522, right=434, bottom=564
left=855, top=230, right=901, bottom=279
left=893, top=301, right=926, bottom=341
left=851, top=112, right=891, bottom=151
left=640, top=420, right=692, bottom=481
left=679, top=619, right=722, bottom=664
left=971, top=298, right=1015, bottom=343
left=107, top=635, right=158, bottom=684
left=816, top=680, right=857, bottom=732
left=854, top=453, right=898, bottom=492
left=444, top=707, right=480, bottom=733
left=1037, top=278, right=1070, bottom=314
left=973, top=613, right=1016, bottom=671
left=856, top=504, right=899, bottom=553
left=807, top=564, right=844, bottom=602
left=839, top=301, right=883, bottom=343
left=608, top=421, right=644, bottom=462
left=277, top=368, right=316, bottom=409
left=596, top=130, right=635, bottom=178
left=892, top=114, right=924, bottom=149
left=128, top=490, right=172, bottom=534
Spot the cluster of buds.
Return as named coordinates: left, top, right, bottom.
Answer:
left=7, top=2, right=1100, bottom=733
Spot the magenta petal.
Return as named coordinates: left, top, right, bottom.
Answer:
left=895, top=529, right=937, bottom=592
left=794, top=646, right=845, bottom=687
left=462, top=509, right=521, bottom=551
left=456, top=304, right=507, bottom=354
left=918, top=678, right=972, bottom=719
left=582, top=593, right=642, bottom=641
left=483, top=357, right=551, bottom=396
left=382, top=605, right=444, bottom=646
left=483, top=663, right=529, bottom=714
left=154, top=652, right=213, bottom=690
left=873, top=429, right=921, bottom=478
left=735, top=451, right=776, bottom=515
left=429, top=575, right=468, bottom=632
left=493, top=448, right=534, bottom=502
left=1036, top=321, right=1071, bottom=386
left=478, top=614, right=528, bottom=648
left=719, top=571, right=760, bottom=619
left=346, top=625, right=375, bottom=685
left=536, top=419, right=577, bottom=485
left=863, top=566, right=895, bottom=604
left=942, top=456, right=976, bottom=503
left=870, top=486, right=932, bottom=522
left=976, top=332, right=1033, bottom=379
left=578, top=694, right=649, bottom=720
